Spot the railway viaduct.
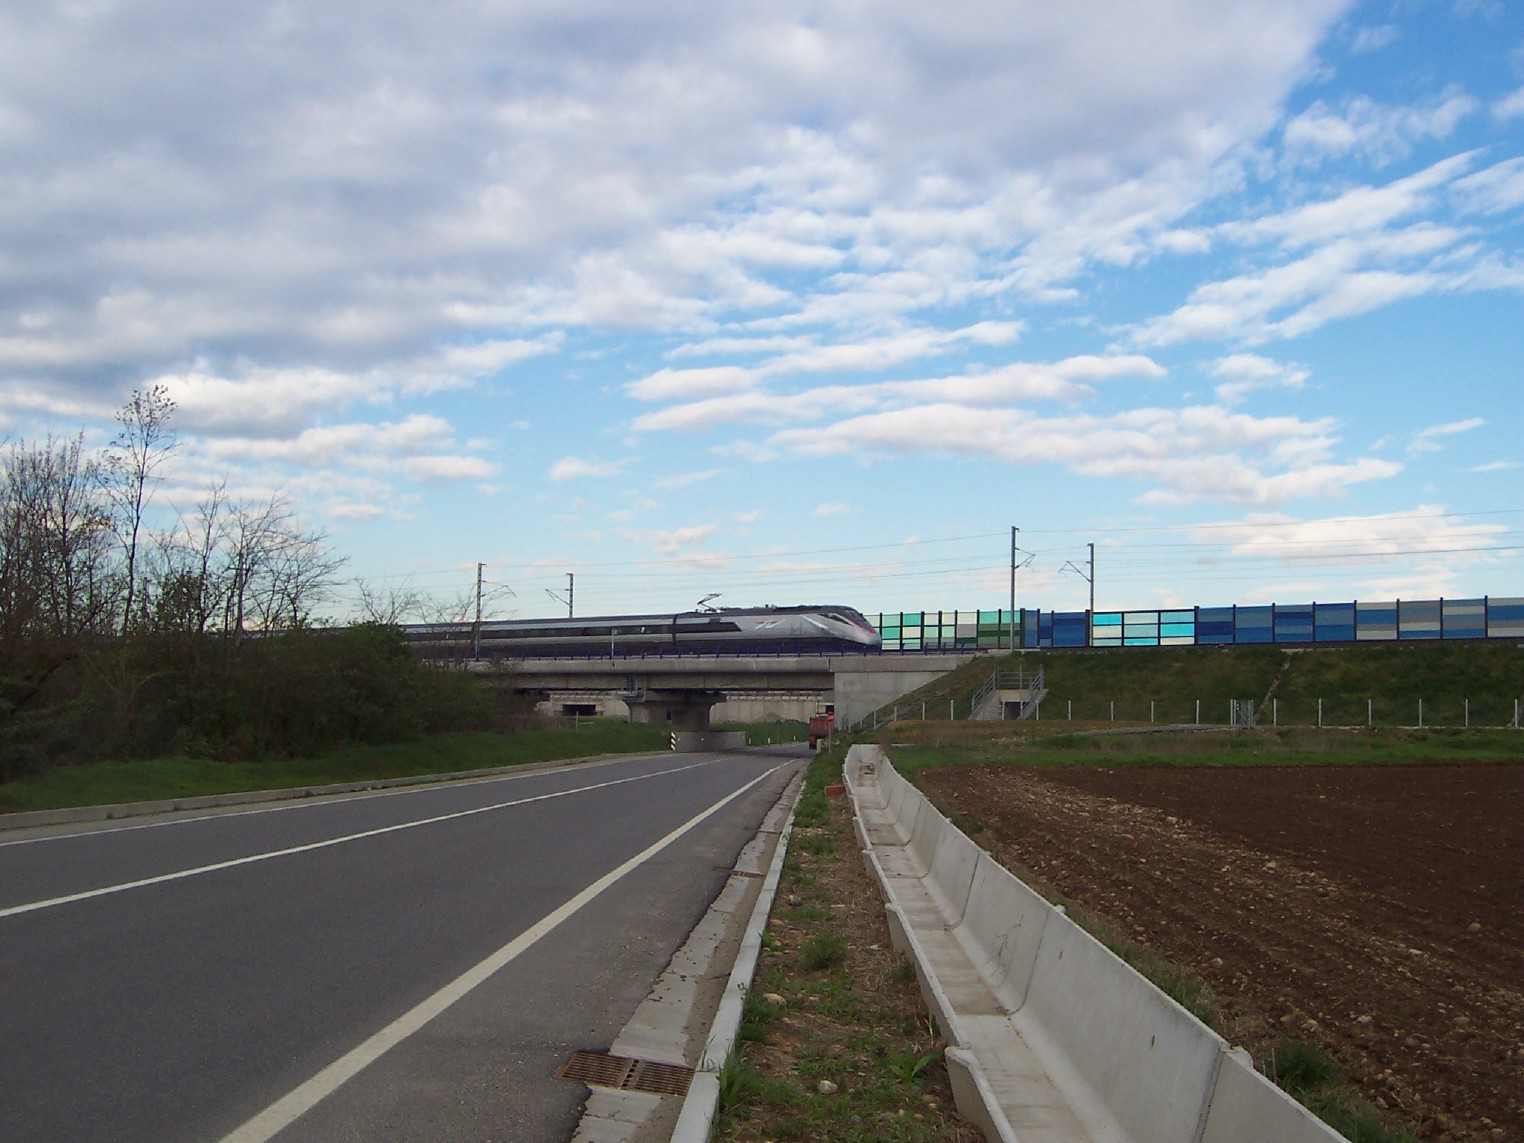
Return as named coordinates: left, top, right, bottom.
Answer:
left=461, top=653, right=975, bottom=729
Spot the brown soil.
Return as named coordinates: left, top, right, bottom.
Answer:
left=917, top=761, right=1524, bottom=1143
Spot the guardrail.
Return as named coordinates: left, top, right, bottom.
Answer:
left=844, top=744, right=1343, bottom=1143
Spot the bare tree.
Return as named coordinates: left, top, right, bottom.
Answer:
left=142, top=481, right=230, bottom=636
left=354, top=578, right=427, bottom=625
left=219, top=494, right=345, bottom=635
left=109, top=385, right=177, bottom=635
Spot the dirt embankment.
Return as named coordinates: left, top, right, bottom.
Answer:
left=917, top=762, right=1524, bottom=1143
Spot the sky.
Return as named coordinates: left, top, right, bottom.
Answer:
left=2, top=0, right=1521, bottom=622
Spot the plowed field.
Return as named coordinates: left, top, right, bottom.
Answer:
left=916, top=761, right=1524, bottom=1143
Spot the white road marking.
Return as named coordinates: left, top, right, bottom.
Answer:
left=219, top=765, right=780, bottom=1143
left=0, top=760, right=713, bottom=920
left=0, top=753, right=658, bottom=848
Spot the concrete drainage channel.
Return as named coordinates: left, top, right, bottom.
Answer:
left=568, top=765, right=803, bottom=1143
left=844, top=743, right=1344, bottom=1143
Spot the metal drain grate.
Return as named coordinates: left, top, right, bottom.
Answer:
left=713, top=865, right=765, bottom=878
left=555, top=1050, right=695, bottom=1096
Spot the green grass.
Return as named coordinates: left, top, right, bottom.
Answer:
left=800, top=932, right=848, bottom=970
left=880, top=724, right=1523, bottom=780
left=712, top=719, right=809, bottom=745
left=856, top=640, right=1524, bottom=730
left=739, top=988, right=784, bottom=1043
left=0, top=720, right=671, bottom=813
left=1269, top=1040, right=1417, bottom=1143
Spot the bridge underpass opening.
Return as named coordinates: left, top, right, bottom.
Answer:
left=621, top=689, right=727, bottom=730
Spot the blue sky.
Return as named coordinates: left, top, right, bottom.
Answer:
left=2, top=0, right=1520, bottom=621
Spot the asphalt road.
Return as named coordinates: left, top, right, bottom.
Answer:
left=0, top=748, right=801, bottom=1142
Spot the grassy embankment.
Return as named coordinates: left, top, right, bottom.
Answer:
left=0, top=721, right=671, bottom=814
left=858, top=639, right=1524, bottom=729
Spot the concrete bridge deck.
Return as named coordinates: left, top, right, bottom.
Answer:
left=460, top=653, right=975, bottom=729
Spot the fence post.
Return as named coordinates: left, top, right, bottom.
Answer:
left=1273, top=698, right=1278, bottom=726
left=1465, top=698, right=1469, bottom=728
left=949, top=698, right=955, bottom=720
left=1195, top=698, right=1200, bottom=726
left=1150, top=700, right=1155, bottom=724
left=1318, top=698, right=1322, bottom=728
left=1368, top=698, right=1373, bottom=727
left=1110, top=700, right=1115, bottom=722
left=1418, top=698, right=1424, bottom=728
left=1068, top=700, right=1072, bottom=720
left=921, top=702, right=926, bottom=721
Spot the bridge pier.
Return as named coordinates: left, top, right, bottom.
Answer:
left=621, top=689, right=727, bottom=730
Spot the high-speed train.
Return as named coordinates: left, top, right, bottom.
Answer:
left=402, top=604, right=881, bottom=657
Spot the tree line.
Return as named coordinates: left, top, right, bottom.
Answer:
left=1, top=388, right=504, bottom=781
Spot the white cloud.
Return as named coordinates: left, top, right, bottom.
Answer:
left=627, top=367, right=758, bottom=401
left=1469, top=460, right=1518, bottom=472
left=1282, top=91, right=1476, bottom=165
left=1350, top=24, right=1399, bottom=53
left=1493, top=85, right=1524, bottom=120
left=0, top=0, right=1352, bottom=410
left=654, top=468, right=724, bottom=489
left=1210, top=354, right=1310, bottom=404
left=618, top=524, right=727, bottom=566
left=403, top=455, right=498, bottom=481
left=547, top=456, right=625, bottom=481
left=1187, top=504, right=1508, bottom=568
left=813, top=501, right=850, bottom=516
left=764, top=402, right=1399, bottom=507
left=1451, top=157, right=1524, bottom=216
left=1408, top=417, right=1484, bottom=454
left=631, top=353, right=1162, bottom=432
left=324, top=500, right=389, bottom=521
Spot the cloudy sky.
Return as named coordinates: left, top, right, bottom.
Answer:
left=3, top=0, right=1521, bottom=620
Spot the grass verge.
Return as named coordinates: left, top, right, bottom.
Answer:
left=0, top=720, right=671, bottom=813
left=879, top=723, right=1523, bottom=780
left=713, top=744, right=980, bottom=1143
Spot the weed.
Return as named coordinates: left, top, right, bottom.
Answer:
left=886, top=1048, right=940, bottom=1087
left=717, top=1054, right=763, bottom=1112
left=1270, top=1039, right=1339, bottom=1095
left=797, top=831, right=837, bottom=857
left=801, top=932, right=848, bottom=970
left=739, top=988, right=781, bottom=1043
left=1266, top=1039, right=1418, bottom=1143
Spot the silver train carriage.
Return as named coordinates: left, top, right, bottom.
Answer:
left=402, top=605, right=881, bottom=657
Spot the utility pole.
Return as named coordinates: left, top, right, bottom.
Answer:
left=547, top=572, right=574, bottom=618
left=1009, top=526, right=1018, bottom=652
left=1088, top=541, right=1095, bottom=630
left=473, top=562, right=484, bottom=660
left=1060, top=542, right=1095, bottom=646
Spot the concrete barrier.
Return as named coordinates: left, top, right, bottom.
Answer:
left=843, top=744, right=1344, bottom=1143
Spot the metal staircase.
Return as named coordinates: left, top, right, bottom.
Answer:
left=971, top=666, right=1048, bottom=720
